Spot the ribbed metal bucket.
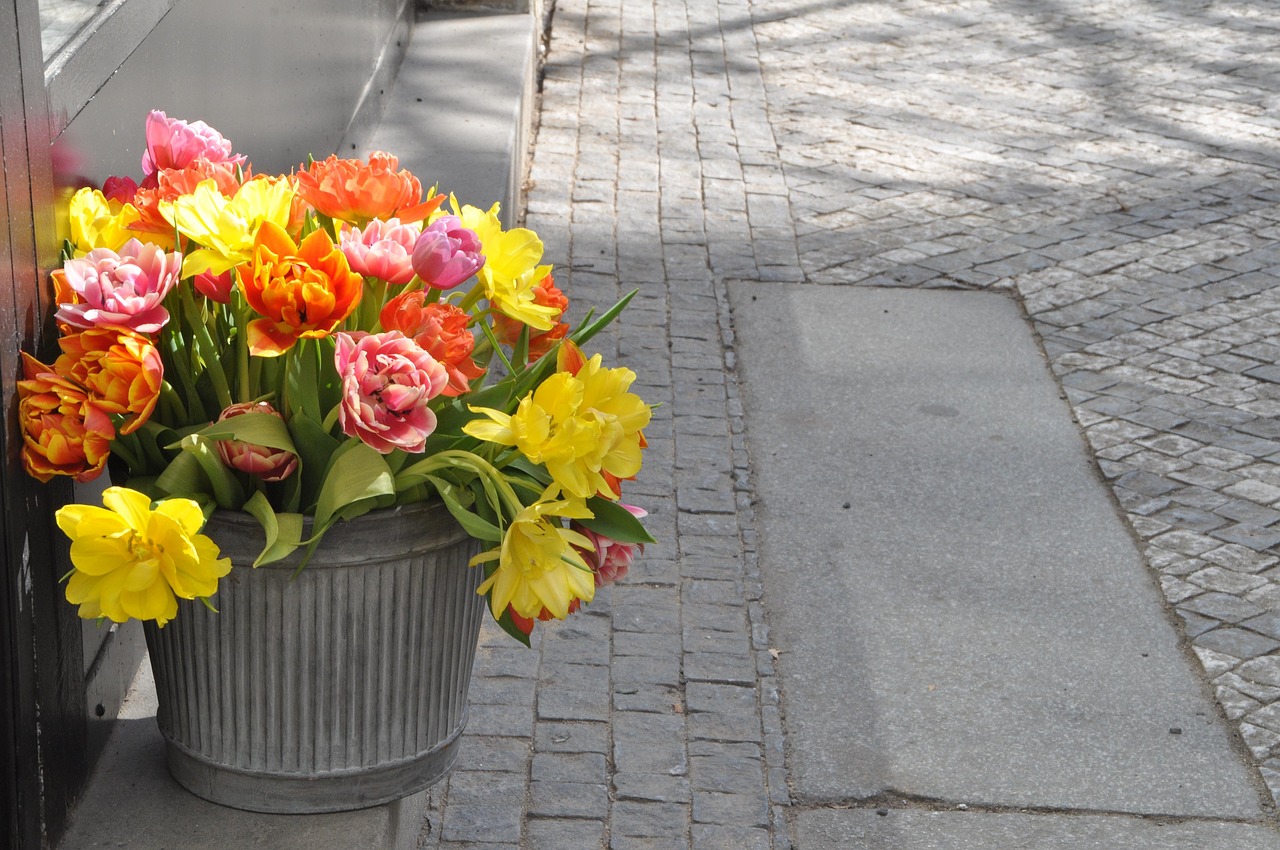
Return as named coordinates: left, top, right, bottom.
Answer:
left=143, top=500, right=485, bottom=813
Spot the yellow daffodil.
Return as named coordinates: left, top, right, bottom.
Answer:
left=160, top=176, right=295, bottom=277
left=464, top=346, right=651, bottom=499
left=471, top=486, right=596, bottom=620
left=67, top=187, right=142, bottom=254
left=56, top=487, right=232, bottom=626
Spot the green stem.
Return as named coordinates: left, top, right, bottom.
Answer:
left=234, top=291, right=251, bottom=403
left=404, top=449, right=525, bottom=516
left=477, top=319, right=516, bottom=377
left=159, top=381, right=188, bottom=425
left=180, top=284, right=233, bottom=412
left=280, top=345, right=294, bottom=421
left=457, top=279, right=487, bottom=313
left=164, top=333, right=205, bottom=425
left=109, top=431, right=143, bottom=474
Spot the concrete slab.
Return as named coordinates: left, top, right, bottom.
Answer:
left=730, top=284, right=1266, bottom=817
left=794, top=809, right=1280, bottom=849
left=57, top=664, right=424, bottom=850
left=364, top=9, right=537, bottom=227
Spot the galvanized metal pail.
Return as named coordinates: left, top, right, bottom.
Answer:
left=143, top=500, right=485, bottom=813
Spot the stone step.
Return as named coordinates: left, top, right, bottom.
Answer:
left=362, top=7, right=539, bottom=228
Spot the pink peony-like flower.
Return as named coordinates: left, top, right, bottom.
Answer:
left=335, top=331, right=449, bottom=454
left=141, top=110, right=246, bottom=181
left=55, top=238, right=182, bottom=335
left=411, top=215, right=484, bottom=290
left=215, top=401, right=298, bottom=482
left=339, top=218, right=421, bottom=285
left=194, top=268, right=234, bottom=303
left=575, top=505, right=648, bottom=587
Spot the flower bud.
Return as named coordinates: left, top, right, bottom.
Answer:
left=215, top=401, right=298, bottom=482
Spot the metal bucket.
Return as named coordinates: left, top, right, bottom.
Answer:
left=143, top=500, right=485, bottom=813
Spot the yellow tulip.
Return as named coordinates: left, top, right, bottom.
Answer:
left=160, top=177, right=295, bottom=277
left=56, top=487, right=232, bottom=626
left=67, top=187, right=141, bottom=254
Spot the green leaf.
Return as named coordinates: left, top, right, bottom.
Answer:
left=241, top=491, right=304, bottom=566
left=290, top=346, right=316, bottom=423
left=287, top=411, right=341, bottom=510
left=570, top=289, right=637, bottom=348
left=580, top=497, right=655, bottom=544
left=494, top=605, right=532, bottom=647
left=121, top=475, right=160, bottom=500
left=177, top=411, right=298, bottom=453
left=178, top=434, right=246, bottom=510
left=514, top=324, right=530, bottom=371
left=312, top=440, right=396, bottom=534
left=154, top=448, right=211, bottom=498
left=426, top=475, right=503, bottom=542
left=502, top=455, right=552, bottom=487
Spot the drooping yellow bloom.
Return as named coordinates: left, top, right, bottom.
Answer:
left=160, top=176, right=295, bottom=277
left=471, top=486, right=596, bottom=620
left=464, top=345, right=651, bottom=499
left=56, top=487, right=232, bottom=626
left=66, top=187, right=142, bottom=254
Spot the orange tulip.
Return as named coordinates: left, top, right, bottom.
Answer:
left=380, top=294, right=484, bottom=396
left=294, top=152, right=444, bottom=226
left=17, top=353, right=114, bottom=483
left=237, top=221, right=363, bottom=356
left=55, top=328, right=163, bottom=435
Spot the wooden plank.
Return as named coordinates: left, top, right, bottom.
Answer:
left=0, top=0, right=89, bottom=846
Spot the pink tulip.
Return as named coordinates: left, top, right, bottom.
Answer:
left=140, top=110, right=246, bottom=180
left=56, top=238, right=182, bottom=335
left=576, top=505, right=647, bottom=586
left=410, top=215, right=484, bottom=290
left=335, top=331, right=449, bottom=454
left=194, top=269, right=235, bottom=303
left=339, top=218, right=421, bottom=285
left=215, top=402, right=298, bottom=482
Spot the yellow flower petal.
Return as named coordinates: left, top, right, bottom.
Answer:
left=101, top=486, right=153, bottom=532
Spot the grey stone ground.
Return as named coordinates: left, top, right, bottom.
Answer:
left=416, top=0, right=1280, bottom=846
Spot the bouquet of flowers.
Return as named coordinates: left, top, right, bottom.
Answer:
left=19, top=111, right=653, bottom=644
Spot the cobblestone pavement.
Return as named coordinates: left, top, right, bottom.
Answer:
left=417, top=0, right=1280, bottom=845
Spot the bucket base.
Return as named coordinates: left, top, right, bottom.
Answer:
left=161, top=709, right=467, bottom=814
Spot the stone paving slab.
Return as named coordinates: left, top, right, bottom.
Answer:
left=731, top=284, right=1264, bottom=817
left=795, top=809, right=1280, bottom=850
left=754, top=0, right=1280, bottom=814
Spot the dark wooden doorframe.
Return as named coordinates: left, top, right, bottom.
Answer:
left=1, top=1, right=90, bottom=847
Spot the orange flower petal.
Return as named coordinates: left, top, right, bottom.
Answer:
left=245, top=318, right=298, bottom=357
